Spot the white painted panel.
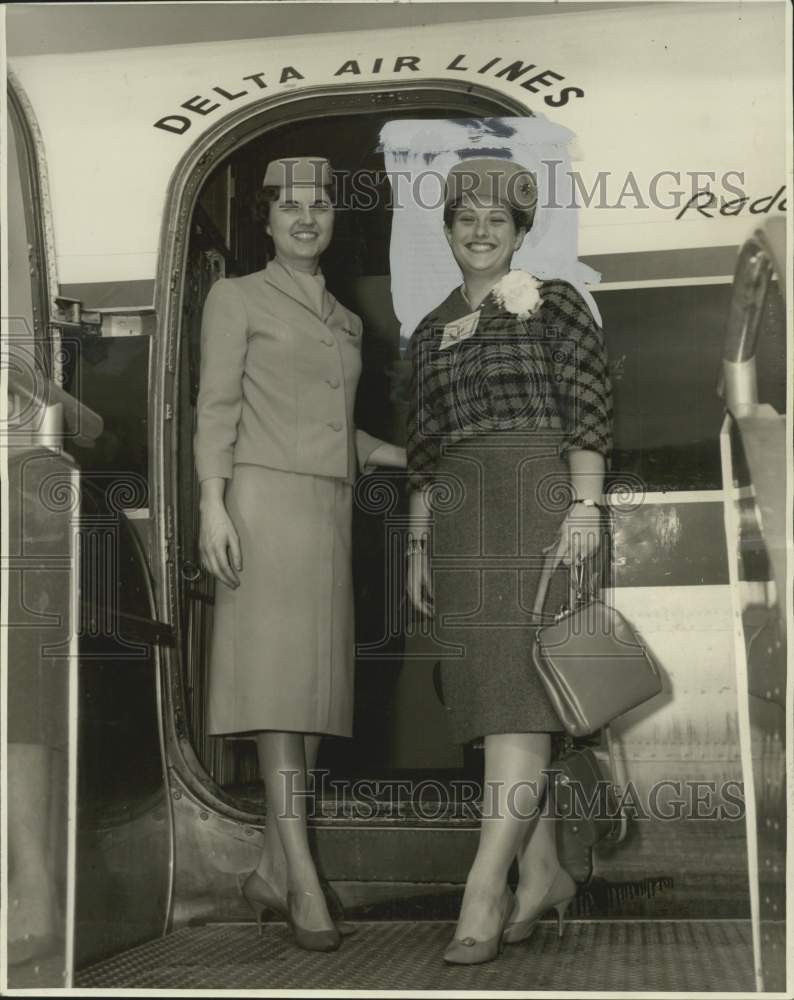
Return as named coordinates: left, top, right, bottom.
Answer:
left=9, top=3, right=786, bottom=285
left=608, top=585, right=741, bottom=781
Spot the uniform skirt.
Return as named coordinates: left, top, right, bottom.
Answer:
left=207, top=464, right=354, bottom=738
left=433, top=433, right=571, bottom=744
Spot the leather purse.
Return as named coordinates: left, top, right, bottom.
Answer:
left=532, top=544, right=663, bottom=737
left=552, top=740, right=619, bottom=845
left=552, top=737, right=620, bottom=882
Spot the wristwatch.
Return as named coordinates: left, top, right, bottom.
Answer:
left=571, top=498, right=606, bottom=511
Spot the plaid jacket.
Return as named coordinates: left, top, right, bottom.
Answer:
left=406, top=279, right=613, bottom=491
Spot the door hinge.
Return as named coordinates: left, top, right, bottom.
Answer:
left=165, top=560, right=178, bottom=624
left=52, top=296, right=103, bottom=335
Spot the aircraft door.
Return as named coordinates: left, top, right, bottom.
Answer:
left=4, top=80, right=175, bottom=985
left=4, top=87, right=79, bottom=990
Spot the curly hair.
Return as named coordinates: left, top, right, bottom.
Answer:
left=252, top=185, right=283, bottom=260
left=252, top=185, right=283, bottom=224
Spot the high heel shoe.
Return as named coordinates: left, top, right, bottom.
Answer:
left=239, top=871, right=288, bottom=937
left=443, top=888, right=515, bottom=966
left=239, top=870, right=353, bottom=942
left=502, top=867, right=576, bottom=945
left=286, top=891, right=341, bottom=952
left=320, top=878, right=358, bottom=938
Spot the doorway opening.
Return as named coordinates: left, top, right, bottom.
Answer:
left=171, top=87, right=528, bottom=808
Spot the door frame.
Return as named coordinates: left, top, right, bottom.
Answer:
left=152, top=79, right=531, bottom=817
left=7, top=72, right=61, bottom=379
left=4, top=74, right=77, bottom=987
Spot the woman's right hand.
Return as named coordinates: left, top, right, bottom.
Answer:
left=406, top=549, right=433, bottom=618
left=199, top=498, right=242, bottom=589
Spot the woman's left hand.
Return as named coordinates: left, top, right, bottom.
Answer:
left=359, top=439, right=407, bottom=473
left=370, top=443, right=407, bottom=470
left=555, top=503, right=603, bottom=566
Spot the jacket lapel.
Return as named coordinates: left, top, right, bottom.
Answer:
left=262, top=260, right=338, bottom=325
left=262, top=260, right=314, bottom=316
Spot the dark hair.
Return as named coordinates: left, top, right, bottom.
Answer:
left=252, top=185, right=282, bottom=260
left=443, top=198, right=534, bottom=233
left=252, top=185, right=283, bottom=225
left=252, top=184, right=334, bottom=259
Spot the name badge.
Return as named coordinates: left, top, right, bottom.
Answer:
left=439, top=310, right=480, bottom=351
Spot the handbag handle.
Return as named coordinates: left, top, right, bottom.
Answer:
left=532, top=540, right=591, bottom=622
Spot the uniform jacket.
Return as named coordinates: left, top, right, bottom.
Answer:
left=194, top=259, right=382, bottom=484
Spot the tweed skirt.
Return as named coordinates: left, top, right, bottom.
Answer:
left=207, top=464, right=354, bottom=738
left=432, top=433, right=570, bottom=744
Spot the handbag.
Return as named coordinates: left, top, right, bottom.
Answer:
left=532, top=541, right=662, bottom=738
left=551, top=737, right=618, bottom=882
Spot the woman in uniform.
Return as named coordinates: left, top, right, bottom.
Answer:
left=406, top=157, right=613, bottom=964
left=195, top=157, right=405, bottom=951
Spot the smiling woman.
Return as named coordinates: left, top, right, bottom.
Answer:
left=405, top=154, right=612, bottom=964
left=441, top=158, right=537, bottom=301
left=256, top=160, right=335, bottom=267
left=193, top=153, right=405, bottom=951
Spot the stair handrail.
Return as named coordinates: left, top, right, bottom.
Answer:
left=720, top=217, right=786, bottom=416
left=6, top=362, right=103, bottom=448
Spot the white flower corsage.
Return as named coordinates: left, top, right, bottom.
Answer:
left=492, top=270, right=543, bottom=320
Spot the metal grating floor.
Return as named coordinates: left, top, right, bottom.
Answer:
left=75, top=919, right=756, bottom=992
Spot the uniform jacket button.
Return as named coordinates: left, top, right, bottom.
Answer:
left=327, top=377, right=340, bottom=389
left=328, top=420, right=343, bottom=432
